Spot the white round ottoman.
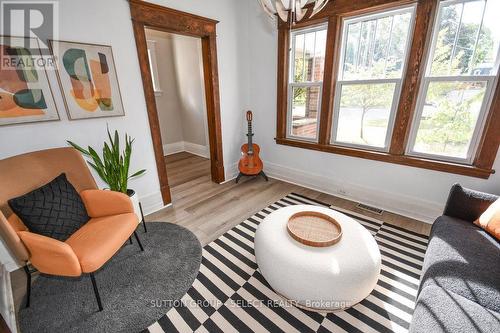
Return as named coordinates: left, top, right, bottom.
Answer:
left=254, top=204, right=381, bottom=311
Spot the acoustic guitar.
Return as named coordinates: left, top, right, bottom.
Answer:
left=236, top=111, right=268, bottom=183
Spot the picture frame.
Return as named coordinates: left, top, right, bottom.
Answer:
left=49, top=40, right=125, bottom=120
left=0, top=36, right=60, bottom=126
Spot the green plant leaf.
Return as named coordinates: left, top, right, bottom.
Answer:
left=67, top=141, right=90, bottom=156
left=68, top=128, right=146, bottom=193
left=130, top=169, right=146, bottom=178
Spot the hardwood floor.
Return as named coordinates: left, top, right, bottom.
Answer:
left=5, top=152, right=432, bottom=331
left=152, top=152, right=432, bottom=247
left=165, top=152, right=211, bottom=188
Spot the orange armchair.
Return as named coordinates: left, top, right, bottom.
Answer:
left=0, top=148, right=143, bottom=311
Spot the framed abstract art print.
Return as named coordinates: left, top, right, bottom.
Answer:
left=0, top=36, right=59, bottom=126
left=50, top=40, right=125, bottom=120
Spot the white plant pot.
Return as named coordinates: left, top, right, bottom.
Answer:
left=127, top=189, right=142, bottom=224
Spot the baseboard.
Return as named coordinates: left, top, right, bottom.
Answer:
left=163, top=141, right=209, bottom=158
left=223, top=162, right=239, bottom=183
left=138, top=190, right=166, bottom=215
left=184, top=142, right=209, bottom=158
left=264, top=161, right=441, bottom=223
left=163, top=142, right=185, bottom=156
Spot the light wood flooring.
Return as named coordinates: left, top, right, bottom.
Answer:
left=155, top=152, right=431, bottom=247
left=6, top=152, right=432, bottom=331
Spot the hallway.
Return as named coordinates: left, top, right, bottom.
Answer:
left=164, top=152, right=211, bottom=188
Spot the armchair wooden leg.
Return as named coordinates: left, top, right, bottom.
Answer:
left=23, top=265, right=31, bottom=308
left=90, top=273, right=103, bottom=312
left=133, top=231, right=144, bottom=251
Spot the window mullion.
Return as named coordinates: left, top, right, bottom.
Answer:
left=302, top=33, right=306, bottom=82
left=318, top=15, right=339, bottom=145
left=390, top=0, right=438, bottom=155
left=448, top=3, right=464, bottom=75
left=383, top=16, right=395, bottom=78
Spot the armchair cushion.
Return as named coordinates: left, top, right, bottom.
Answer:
left=66, top=213, right=138, bottom=273
left=80, top=189, right=134, bottom=218
left=8, top=173, right=90, bottom=241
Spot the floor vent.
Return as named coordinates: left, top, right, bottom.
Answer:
left=356, top=203, right=384, bottom=215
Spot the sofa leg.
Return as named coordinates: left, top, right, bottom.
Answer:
left=133, top=231, right=144, bottom=251
left=23, top=265, right=31, bottom=308
left=90, top=273, right=103, bottom=312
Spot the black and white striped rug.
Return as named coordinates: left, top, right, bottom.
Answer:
left=145, top=193, right=428, bottom=333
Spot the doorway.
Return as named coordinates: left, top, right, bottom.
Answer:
left=130, top=0, right=225, bottom=206
left=145, top=28, right=211, bottom=190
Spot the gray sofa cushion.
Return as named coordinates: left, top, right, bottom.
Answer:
left=410, top=285, right=500, bottom=333
left=419, top=215, right=500, bottom=313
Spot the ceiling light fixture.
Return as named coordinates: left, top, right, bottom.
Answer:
left=258, top=0, right=330, bottom=24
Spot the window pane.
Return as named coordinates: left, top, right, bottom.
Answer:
left=430, top=3, right=463, bottom=76
left=472, top=0, right=500, bottom=75
left=341, top=10, right=413, bottom=80
left=413, top=81, right=486, bottom=158
left=430, top=0, right=500, bottom=76
left=292, top=29, right=327, bottom=83
left=293, top=34, right=305, bottom=82
left=291, top=86, right=320, bottom=139
left=386, top=12, right=412, bottom=78
left=335, top=83, right=396, bottom=147
left=343, top=22, right=361, bottom=78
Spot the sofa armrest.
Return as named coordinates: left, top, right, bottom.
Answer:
left=18, top=231, right=82, bottom=276
left=80, top=189, right=133, bottom=218
left=443, top=184, right=499, bottom=222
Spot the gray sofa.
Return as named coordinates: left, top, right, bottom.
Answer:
left=410, top=184, right=500, bottom=333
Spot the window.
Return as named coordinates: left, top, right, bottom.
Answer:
left=407, top=0, right=500, bottom=163
left=276, top=0, right=500, bottom=178
left=287, top=25, right=327, bottom=141
left=147, top=40, right=162, bottom=95
left=331, top=7, right=415, bottom=150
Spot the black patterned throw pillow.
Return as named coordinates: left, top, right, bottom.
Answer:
left=8, top=173, right=90, bottom=241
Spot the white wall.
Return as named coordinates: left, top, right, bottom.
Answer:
left=0, top=1, right=250, bottom=329
left=0, top=0, right=250, bottom=208
left=243, top=0, right=500, bottom=222
left=0, top=0, right=163, bottom=214
left=146, top=29, right=209, bottom=155
left=146, top=0, right=250, bottom=171
left=172, top=34, right=208, bottom=147
left=146, top=29, right=185, bottom=145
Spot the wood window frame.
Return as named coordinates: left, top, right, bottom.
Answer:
left=276, top=0, right=499, bottom=179
left=287, top=24, right=328, bottom=142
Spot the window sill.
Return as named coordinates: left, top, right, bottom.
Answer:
left=275, top=138, right=495, bottom=179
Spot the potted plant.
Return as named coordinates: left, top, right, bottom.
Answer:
left=67, top=127, right=146, bottom=218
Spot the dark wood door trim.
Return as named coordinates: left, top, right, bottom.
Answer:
left=129, top=0, right=225, bottom=205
